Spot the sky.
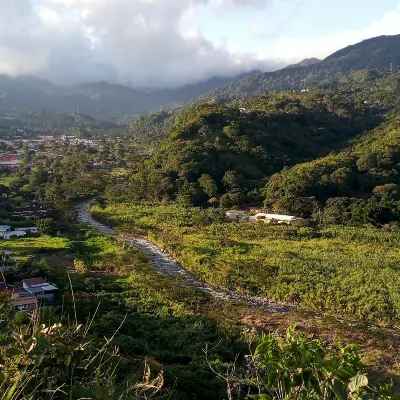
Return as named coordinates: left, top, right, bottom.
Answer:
left=0, top=0, right=399, bottom=87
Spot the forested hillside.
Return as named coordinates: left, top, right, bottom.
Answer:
left=119, top=69, right=400, bottom=210
left=201, top=34, right=400, bottom=101
left=127, top=110, right=177, bottom=144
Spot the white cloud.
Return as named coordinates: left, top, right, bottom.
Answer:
left=0, top=0, right=399, bottom=87
left=260, top=1, right=400, bottom=64
left=0, top=0, right=276, bottom=87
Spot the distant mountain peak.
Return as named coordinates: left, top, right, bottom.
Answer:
left=285, top=58, right=321, bottom=69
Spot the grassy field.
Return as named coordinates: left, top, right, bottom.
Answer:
left=90, top=203, right=400, bottom=325
left=0, top=236, right=71, bottom=259
left=88, top=202, right=400, bottom=386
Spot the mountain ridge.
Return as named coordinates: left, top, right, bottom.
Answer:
left=0, top=70, right=260, bottom=121
left=201, top=34, right=400, bottom=101
left=1, top=34, right=400, bottom=121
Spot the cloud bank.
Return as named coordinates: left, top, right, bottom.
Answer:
left=0, top=0, right=277, bottom=87
left=0, top=0, right=399, bottom=88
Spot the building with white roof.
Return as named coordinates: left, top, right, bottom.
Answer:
left=250, top=213, right=303, bottom=224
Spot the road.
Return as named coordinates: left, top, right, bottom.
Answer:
left=76, top=201, right=291, bottom=313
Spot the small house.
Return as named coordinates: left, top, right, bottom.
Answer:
left=252, top=213, right=303, bottom=225
left=23, top=277, right=58, bottom=303
left=0, top=225, right=11, bottom=237
left=0, top=283, right=38, bottom=311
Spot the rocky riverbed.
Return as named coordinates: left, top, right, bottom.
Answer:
left=76, top=201, right=291, bottom=313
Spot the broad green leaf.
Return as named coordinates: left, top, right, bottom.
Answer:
left=35, top=354, right=44, bottom=366
left=310, top=376, right=322, bottom=395
left=0, top=337, right=16, bottom=346
left=65, top=354, right=72, bottom=366
left=293, top=374, right=302, bottom=387
left=283, top=376, right=291, bottom=393
left=6, top=347, right=22, bottom=357
left=302, top=370, right=312, bottom=388
left=348, top=374, right=368, bottom=392
left=267, top=371, right=279, bottom=388
left=329, top=378, right=347, bottom=399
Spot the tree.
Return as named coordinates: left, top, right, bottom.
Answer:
left=321, top=197, right=353, bottom=225
left=373, top=184, right=400, bottom=202
left=222, top=171, right=243, bottom=193
left=30, top=165, right=49, bottom=188
left=0, top=249, right=12, bottom=267
left=0, top=302, right=164, bottom=400
left=273, top=196, right=318, bottom=218
left=219, top=193, right=234, bottom=209
left=71, top=126, right=91, bottom=139
left=198, top=125, right=212, bottom=139
left=36, top=218, right=57, bottom=236
left=74, top=258, right=88, bottom=273
left=198, top=174, right=218, bottom=198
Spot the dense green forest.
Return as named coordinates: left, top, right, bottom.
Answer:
left=115, top=69, right=400, bottom=217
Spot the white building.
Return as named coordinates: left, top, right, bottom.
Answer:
left=15, top=227, right=39, bottom=234
left=4, top=231, right=26, bottom=239
left=251, top=213, right=303, bottom=224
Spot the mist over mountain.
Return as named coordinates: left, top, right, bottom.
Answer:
left=1, top=34, right=400, bottom=121
left=0, top=70, right=260, bottom=120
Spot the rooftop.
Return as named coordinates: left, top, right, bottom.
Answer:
left=254, top=213, right=303, bottom=221
left=23, top=277, right=46, bottom=287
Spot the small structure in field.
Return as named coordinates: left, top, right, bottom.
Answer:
left=226, top=210, right=248, bottom=221
left=250, top=213, right=303, bottom=224
left=22, top=277, right=58, bottom=303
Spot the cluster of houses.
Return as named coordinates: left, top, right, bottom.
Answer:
left=0, top=277, right=58, bottom=311
left=0, top=153, right=21, bottom=170
left=39, top=135, right=103, bottom=149
left=226, top=209, right=303, bottom=225
left=0, top=133, right=109, bottom=170
left=11, top=201, right=53, bottom=220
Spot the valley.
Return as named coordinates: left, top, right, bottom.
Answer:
left=2, top=32, right=400, bottom=399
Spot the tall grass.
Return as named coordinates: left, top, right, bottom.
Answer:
left=0, top=296, right=166, bottom=400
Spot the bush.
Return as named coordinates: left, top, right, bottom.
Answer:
left=212, top=326, right=397, bottom=399
left=0, top=301, right=164, bottom=400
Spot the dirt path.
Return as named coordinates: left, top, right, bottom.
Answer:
left=76, top=201, right=291, bottom=313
